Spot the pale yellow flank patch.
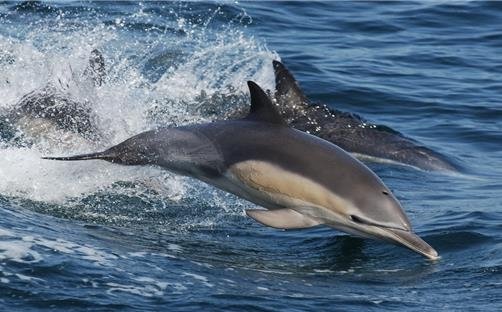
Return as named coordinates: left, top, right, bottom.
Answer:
left=228, top=160, right=355, bottom=220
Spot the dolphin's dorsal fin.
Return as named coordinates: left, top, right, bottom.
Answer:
left=273, top=60, right=310, bottom=108
left=246, top=81, right=287, bottom=126
left=83, top=49, right=106, bottom=87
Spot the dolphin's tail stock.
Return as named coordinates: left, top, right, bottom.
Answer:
left=42, top=151, right=110, bottom=161
left=42, top=137, right=150, bottom=165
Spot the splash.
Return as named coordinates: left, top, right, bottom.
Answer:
left=0, top=2, right=276, bottom=226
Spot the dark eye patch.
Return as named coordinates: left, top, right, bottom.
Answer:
left=382, top=191, right=389, bottom=195
left=350, top=215, right=364, bottom=224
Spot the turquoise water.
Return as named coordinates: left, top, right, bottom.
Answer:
left=0, top=1, right=501, bottom=311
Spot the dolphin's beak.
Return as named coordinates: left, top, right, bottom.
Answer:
left=382, top=228, right=439, bottom=260
left=345, top=213, right=439, bottom=260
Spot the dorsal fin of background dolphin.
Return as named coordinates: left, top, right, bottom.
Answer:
left=44, top=81, right=439, bottom=260
left=271, top=60, right=459, bottom=172
left=273, top=60, right=310, bottom=108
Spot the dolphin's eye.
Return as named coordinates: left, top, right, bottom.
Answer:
left=350, top=215, right=364, bottom=224
left=382, top=191, right=389, bottom=195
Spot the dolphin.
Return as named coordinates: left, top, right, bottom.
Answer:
left=272, top=60, right=459, bottom=171
left=5, top=49, right=106, bottom=143
left=228, top=61, right=458, bottom=172
left=43, top=81, right=439, bottom=260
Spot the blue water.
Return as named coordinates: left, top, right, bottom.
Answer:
left=1, top=1, right=501, bottom=311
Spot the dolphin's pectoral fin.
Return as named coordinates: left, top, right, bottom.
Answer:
left=246, top=208, right=321, bottom=229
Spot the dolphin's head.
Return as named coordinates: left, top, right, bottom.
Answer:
left=325, top=166, right=439, bottom=260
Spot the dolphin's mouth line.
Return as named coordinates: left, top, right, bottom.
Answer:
left=349, top=214, right=407, bottom=231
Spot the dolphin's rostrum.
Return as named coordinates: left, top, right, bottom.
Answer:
left=44, top=81, right=439, bottom=260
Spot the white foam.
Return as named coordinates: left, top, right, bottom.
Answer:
left=0, top=146, right=167, bottom=202
left=191, top=261, right=214, bottom=269
left=312, top=269, right=335, bottom=273
left=134, top=277, right=169, bottom=291
left=182, top=272, right=208, bottom=282
left=0, top=231, right=119, bottom=268
left=0, top=228, right=14, bottom=237
left=34, top=236, right=117, bottom=266
left=182, top=272, right=214, bottom=288
left=15, top=273, right=44, bottom=282
left=128, top=251, right=148, bottom=258
left=0, top=7, right=277, bottom=207
left=374, top=268, right=404, bottom=273
left=0, top=240, right=42, bottom=263
left=167, top=243, right=183, bottom=252
left=76, top=245, right=118, bottom=265
left=107, top=276, right=187, bottom=297
left=106, top=282, right=164, bottom=297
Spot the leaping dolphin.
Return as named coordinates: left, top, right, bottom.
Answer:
left=43, top=81, right=438, bottom=260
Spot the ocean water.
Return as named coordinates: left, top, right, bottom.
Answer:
left=0, top=1, right=501, bottom=311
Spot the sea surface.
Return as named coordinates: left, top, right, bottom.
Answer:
left=0, top=1, right=501, bottom=311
